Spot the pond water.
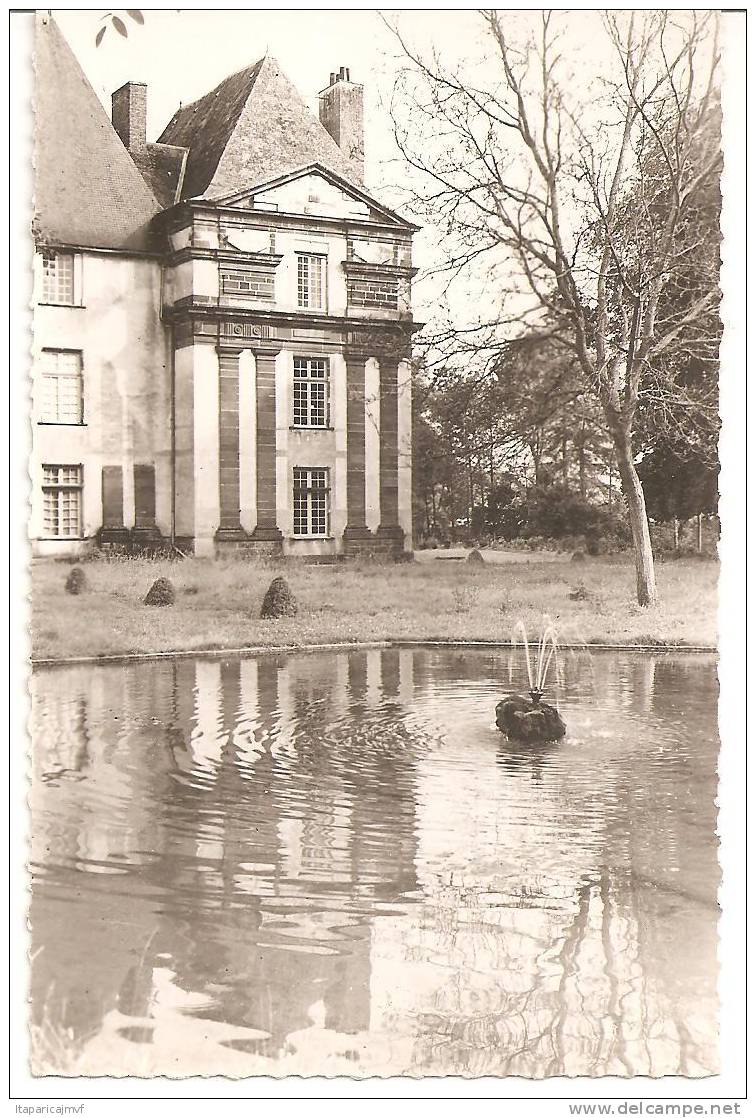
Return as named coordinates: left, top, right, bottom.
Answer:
left=29, top=647, right=719, bottom=1079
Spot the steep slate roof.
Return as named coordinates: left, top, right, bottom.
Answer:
left=129, top=144, right=188, bottom=208
left=158, top=55, right=362, bottom=201
left=33, top=14, right=162, bottom=251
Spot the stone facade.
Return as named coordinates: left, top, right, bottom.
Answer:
left=31, top=23, right=417, bottom=560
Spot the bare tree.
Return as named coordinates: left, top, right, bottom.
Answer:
left=388, top=10, right=721, bottom=604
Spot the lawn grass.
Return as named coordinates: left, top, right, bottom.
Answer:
left=29, top=552, right=719, bottom=662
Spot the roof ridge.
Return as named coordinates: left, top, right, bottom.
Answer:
left=162, top=55, right=267, bottom=126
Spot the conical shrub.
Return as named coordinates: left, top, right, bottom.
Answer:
left=260, top=576, right=297, bottom=619
left=144, top=577, right=175, bottom=606
left=64, top=566, right=86, bottom=595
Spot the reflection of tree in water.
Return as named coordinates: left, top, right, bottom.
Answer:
left=389, top=864, right=716, bottom=1077
left=388, top=649, right=718, bottom=1077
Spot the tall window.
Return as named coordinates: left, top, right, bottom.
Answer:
left=39, top=350, right=83, bottom=423
left=297, top=253, right=326, bottom=310
left=293, top=467, right=329, bottom=537
left=293, top=357, right=328, bottom=427
left=42, top=465, right=82, bottom=538
left=41, top=251, right=75, bottom=305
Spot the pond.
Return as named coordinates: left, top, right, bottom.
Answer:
left=29, top=647, right=719, bottom=1078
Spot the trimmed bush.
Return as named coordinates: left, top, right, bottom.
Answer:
left=64, top=566, right=86, bottom=595
left=144, top=577, right=175, bottom=606
left=467, top=548, right=485, bottom=565
left=260, top=576, right=297, bottom=619
left=571, top=550, right=587, bottom=562
left=568, top=584, right=590, bottom=601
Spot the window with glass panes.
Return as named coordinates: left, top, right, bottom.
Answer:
left=293, top=468, right=329, bottom=536
left=40, top=350, right=83, bottom=423
left=42, top=465, right=82, bottom=538
left=41, top=251, right=75, bottom=305
left=296, top=253, right=325, bottom=310
left=293, top=357, right=328, bottom=427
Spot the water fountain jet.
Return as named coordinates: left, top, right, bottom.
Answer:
left=496, top=618, right=566, bottom=742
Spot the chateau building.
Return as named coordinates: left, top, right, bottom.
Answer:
left=31, top=15, right=417, bottom=558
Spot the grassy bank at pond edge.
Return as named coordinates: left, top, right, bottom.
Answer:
left=30, top=552, right=718, bottom=663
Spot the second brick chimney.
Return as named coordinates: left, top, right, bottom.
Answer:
left=112, top=81, right=147, bottom=153
left=319, top=67, right=364, bottom=181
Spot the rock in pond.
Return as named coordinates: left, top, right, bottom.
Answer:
left=495, top=693, right=566, bottom=743
left=260, top=576, right=297, bottom=619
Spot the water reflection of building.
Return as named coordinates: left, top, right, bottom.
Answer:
left=29, top=663, right=177, bottom=1050
left=29, top=648, right=718, bottom=1077
left=30, top=648, right=420, bottom=1072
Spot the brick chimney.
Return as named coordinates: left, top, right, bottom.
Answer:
left=112, top=81, right=147, bottom=153
left=319, top=66, right=364, bottom=181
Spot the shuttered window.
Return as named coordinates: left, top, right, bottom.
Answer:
left=133, top=464, right=156, bottom=528
left=101, top=467, right=124, bottom=529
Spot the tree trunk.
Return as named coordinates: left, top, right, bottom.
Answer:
left=530, top=441, right=542, bottom=487
left=612, top=432, right=657, bottom=606
left=447, top=476, right=456, bottom=542
left=673, top=517, right=679, bottom=551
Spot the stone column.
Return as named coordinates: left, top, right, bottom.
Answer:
left=251, top=345, right=283, bottom=542
left=215, top=346, right=246, bottom=541
left=343, top=350, right=372, bottom=543
left=377, top=357, right=404, bottom=547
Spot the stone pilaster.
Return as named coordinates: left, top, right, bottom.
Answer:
left=251, top=346, right=283, bottom=543
left=377, top=357, right=404, bottom=549
left=343, top=350, right=372, bottom=544
left=215, top=347, right=247, bottom=541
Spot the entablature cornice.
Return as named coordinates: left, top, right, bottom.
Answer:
left=170, top=307, right=417, bottom=354
left=167, top=245, right=284, bottom=268
left=165, top=302, right=418, bottom=332
left=342, top=259, right=418, bottom=280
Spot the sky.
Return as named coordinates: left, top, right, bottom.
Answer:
left=51, top=10, right=484, bottom=195
left=50, top=10, right=728, bottom=330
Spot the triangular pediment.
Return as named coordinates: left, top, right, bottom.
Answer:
left=216, top=165, right=416, bottom=229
